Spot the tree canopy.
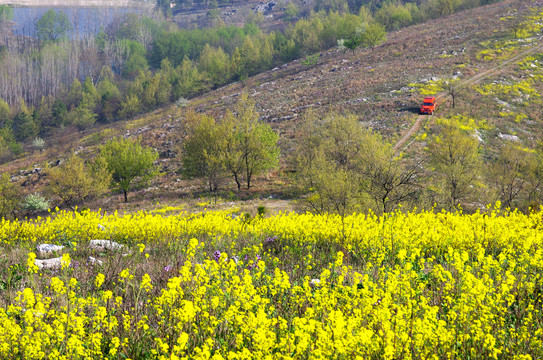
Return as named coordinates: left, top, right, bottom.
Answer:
left=36, top=9, right=73, bottom=42
left=100, top=137, right=159, bottom=202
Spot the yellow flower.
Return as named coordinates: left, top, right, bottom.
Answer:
left=27, top=252, right=39, bottom=274
left=61, top=253, right=71, bottom=270
left=95, top=273, right=105, bottom=288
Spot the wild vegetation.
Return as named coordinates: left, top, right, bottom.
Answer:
left=1, top=206, right=543, bottom=358
left=1, top=0, right=543, bottom=357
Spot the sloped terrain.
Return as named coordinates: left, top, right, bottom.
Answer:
left=1, top=0, right=542, bottom=211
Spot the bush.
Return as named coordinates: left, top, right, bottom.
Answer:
left=21, top=193, right=50, bottom=212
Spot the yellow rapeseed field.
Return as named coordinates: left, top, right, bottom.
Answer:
left=0, top=204, right=542, bottom=359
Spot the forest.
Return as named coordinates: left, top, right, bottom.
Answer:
left=0, top=0, right=500, bottom=162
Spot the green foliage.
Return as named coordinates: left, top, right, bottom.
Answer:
left=13, top=101, right=38, bottom=141
left=375, top=2, right=413, bottom=30
left=0, top=5, right=13, bottom=22
left=302, top=54, right=320, bottom=67
left=284, top=2, right=299, bottom=21
left=488, top=143, right=537, bottom=209
left=100, top=137, right=159, bottom=202
left=67, top=79, right=83, bottom=109
left=360, top=22, right=386, bottom=50
left=221, top=92, right=280, bottom=190
left=122, top=40, right=149, bottom=78
left=36, top=9, right=72, bottom=42
left=46, top=153, right=111, bottom=208
left=182, top=112, right=228, bottom=192
left=0, top=173, right=20, bottom=220
left=119, top=94, right=142, bottom=120
left=197, top=44, right=230, bottom=88
left=51, top=100, right=67, bottom=127
left=426, top=118, right=482, bottom=210
left=0, top=98, right=10, bottom=127
left=295, top=112, right=419, bottom=215
left=66, top=89, right=97, bottom=130
left=21, top=193, right=50, bottom=213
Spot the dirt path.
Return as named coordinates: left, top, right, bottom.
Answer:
left=393, top=40, right=543, bottom=153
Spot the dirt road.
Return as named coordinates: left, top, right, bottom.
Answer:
left=393, top=40, right=543, bottom=153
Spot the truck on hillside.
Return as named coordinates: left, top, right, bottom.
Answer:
left=420, top=96, right=436, bottom=115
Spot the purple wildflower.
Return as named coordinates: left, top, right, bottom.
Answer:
left=164, top=265, right=172, bottom=272
left=213, top=251, right=221, bottom=262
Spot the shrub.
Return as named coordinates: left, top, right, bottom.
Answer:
left=21, top=193, right=50, bottom=212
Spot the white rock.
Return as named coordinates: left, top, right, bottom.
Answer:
left=87, top=256, right=103, bottom=266
left=36, top=244, right=65, bottom=256
left=310, top=279, right=321, bottom=288
left=35, top=257, right=62, bottom=271
left=89, top=240, right=123, bottom=251
left=498, top=133, right=520, bottom=142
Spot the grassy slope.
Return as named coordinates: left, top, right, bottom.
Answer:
left=1, top=0, right=542, bottom=213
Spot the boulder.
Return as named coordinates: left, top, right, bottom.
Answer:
left=35, top=257, right=62, bottom=271
left=36, top=244, right=65, bottom=256
left=89, top=240, right=124, bottom=251
left=87, top=256, right=103, bottom=266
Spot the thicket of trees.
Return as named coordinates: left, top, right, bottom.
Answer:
left=295, top=112, right=421, bottom=217
left=294, top=113, right=543, bottom=216
left=182, top=92, right=280, bottom=192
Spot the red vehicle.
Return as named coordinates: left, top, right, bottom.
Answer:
left=420, top=96, right=436, bottom=115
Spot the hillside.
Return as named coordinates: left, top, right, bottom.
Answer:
left=0, top=0, right=151, bottom=7
left=1, top=0, right=543, bottom=213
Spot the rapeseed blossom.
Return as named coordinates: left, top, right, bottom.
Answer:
left=0, top=207, right=542, bottom=358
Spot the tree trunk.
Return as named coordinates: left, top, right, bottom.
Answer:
left=234, top=172, right=241, bottom=191
left=123, top=189, right=128, bottom=203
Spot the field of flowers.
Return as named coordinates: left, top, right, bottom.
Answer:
left=0, top=205, right=542, bottom=359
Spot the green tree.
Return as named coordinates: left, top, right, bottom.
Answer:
left=119, top=93, right=142, bottom=119
left=198, top=44, right=230, bottom=87
left=0, top=173, right=20, bottom=220
left=13, top=101, right=37, bottom=141
left=0, top=98, right=10, bottom=128
left=0, top=5, right=13, bottom=23
left=67, top=79, right=83, bottom=109
left=36, top=9, right=72, bottom=42
left=296, top=112, right=420, bottom=216
left=426, top=118, right=481, bottom=210
left=284, top=2, right=299, bottom=21
left=100, top=137, right=159, bottom=202
left=358, top=137, right=421, bottom=214
left=66, top=104, right=97, bottom=130
left=442, top=78, right=463, bottom=109
left=51, top=100, right=68, bottom=127
left=46, top=153, right=111, bottom=209
left=375, top=3, right=412, bottom=30
left=182, top=112, right=227, bottom=193
left=221, top=92, right=280, bottom=190
left=173, top=57, right=205, bottom=99
left=122, top=40, right=149, bottom=78
left=488, top=143, right=535, bottom=209
left=97, top=79, right=121, bottom=122
left=360, top=22, right=386, bottom=50
left=294, top=112, right=366, bottom=237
